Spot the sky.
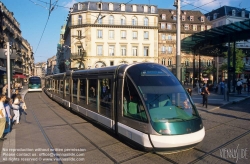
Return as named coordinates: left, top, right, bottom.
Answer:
left=1, top=0, right=250, bottom=63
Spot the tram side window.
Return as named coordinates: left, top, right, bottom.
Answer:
left=73, top=79, right=77, bottom=95
left=123, top=76, right=148, bottom=122
left=99, top=78, right=112, bottom=118
left=59, top=80, right=63, bottom=92
left=88, top=79, right=98, bottom=111
left=79, top=79, right=87, bottom=107
left=65, top=79, right=69, bottom=95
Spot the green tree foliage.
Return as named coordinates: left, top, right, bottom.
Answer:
left=220, top=47, right=245, bottom=73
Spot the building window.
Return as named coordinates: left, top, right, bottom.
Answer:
left=201, top=25, right=205, bottom=31
left=144, top=5, right=148, bottom=12
left=161, top=23, right=165, bottom=29
left=167, top=24, right=172, bottom=30
left=213, top=13, right=217, bottom=19
left=121, top=4, right=125, bottom=11
left=132, top=31, right=137, bottom=39
left=190, top=16, right=194, bottom=21
left=168, top=59, right=172, bottom=66
left=182, top=15, right=185, bottom=21
left=232, top=10, right=236, bottom=16
left=97, top=15, right=103, bottom=24
left=162, top=58, right=166, bottom=65
left=144, top=17, right=149, bottom=26
left=109, top=30, right=114, bottom=39
left=97, top=30, right=102, bottom=38
left=109, top=46, right=115, bottom=56
left=121, top=16, right=126, bottom=25
left=207, top=26, right=211, bottom=30
left=78, top=15, right=82, bottom=25
left=173, top=15, right=176, bottom=21
left=207, top=60, right=211, bottom=66
left=132, top=16, right=137, bottom=25
left=132, top=46, right=138, bottom=56
left=121, top=30, right=126, bottom=39
left=121, top=46, right=126, bottom=56
left=77, top=30, right=82, bottom=38
left=78, top=3, right=83, bottom=10
left=109, top=15, right=114, bottom=24
left=109, top=3, right=113, bottom=10
left=97, top=45, right=103, bottom=56
left=77, top=46, right=82, bottom=56
left=110, top=61, right=114, bottom=66
left=167, top=46, right=172, bottom=54
left=184, top=24, right=189, bottom=30
left=144, top=31, right=149, bottom=39
left=162, top=14, right=166, bottom=20
left=193, top=25, right=197, bottom=31
left=167, top=35, right=172, bottom=40
left=132, top=5, right=137, bottom=12
left=185, top=60, right=189, bottom=66
left=162, top=34, right=166, bottom=40
left=201, top=16, right=204, bottom=22
left=144, top=46, right=149, bottom=56
left=162, top=46, right=166, bottom=54
left=97, top=3, right=102, bottom=10
left=151, top=6, right=155, bottom=13
left=242, top=10, right=245, bottom=17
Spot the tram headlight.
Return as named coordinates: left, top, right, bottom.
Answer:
left=159, top=129, right=171, bottom=135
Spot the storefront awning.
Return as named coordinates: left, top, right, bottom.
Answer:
left=13, top=74, right=27, bottom=79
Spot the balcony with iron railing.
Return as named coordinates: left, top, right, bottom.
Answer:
left=70, top=52, right=86, bottom=60
left=14, top=65, right=23, bottom=73
left=70, top=20, right=157, bottom=27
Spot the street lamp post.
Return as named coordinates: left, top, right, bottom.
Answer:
left=4, top=42, right=11, bottom=97
left=174, top=0, right=181, bottom=81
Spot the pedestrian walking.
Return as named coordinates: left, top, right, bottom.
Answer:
left=236, top=79, right=242, bottom=94
left=0, top=94, right=7, bottom=141
left=201, top=83, right=210, bottom=108
left=12, top=94, right=23, bottom=125
left=219, top=81, right=225, bottom=95
left=4, top=97, right=12, bottom=134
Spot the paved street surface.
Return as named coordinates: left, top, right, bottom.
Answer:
left=0, top=86, right=249, bottom=163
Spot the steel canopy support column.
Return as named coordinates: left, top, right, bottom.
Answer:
left=175, top=0, right=181, bottom=81
left=232, top=41, right=236, bottom=93
left=227, top=37, right=231, bottom=101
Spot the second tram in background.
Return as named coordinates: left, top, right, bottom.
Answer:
left=28, top=76, right=43, bottom=92
left=44, top=63, right=205, bottom=152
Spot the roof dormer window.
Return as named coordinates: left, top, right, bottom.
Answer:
left=162, top=14, right=166, bottom=20
left=78, top=3, right=83, bottom=10
left=121, top=4, right=125, bottom=11
left=232, top=9, right=236, bottom=16
left=144, top=5, right=148, bottom=12
left=242, top=10, right=245, bottom=17
left=201, top=16, right=204, bottom=22
left=207, top=16, right=210, bottom=21
left=190, top=16, right=194, bottom=21
left=151, top=6, right=155, bottom=13
left=97, top=3, right=102, bottom=10
left=213, top=13, right=217, bottom=19
left=173, top=15, right=176, bottom=21
left=109, top=3, right=113, bottom=11
left=132, top=5, right=137, bottom=12
left=171, top=10, right=174, bottom=14
left=182, top=15, right=185, bottom=21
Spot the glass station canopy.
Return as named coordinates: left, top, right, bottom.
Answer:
left=181, top=19, right=250, bottom=56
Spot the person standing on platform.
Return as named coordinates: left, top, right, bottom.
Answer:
left=201, top=83, right=210, bottom=108
left=2, top=84, right=8, bottom=96
left=4, top=97, right=12, bottom=134
left=0, top=94, right=7, bottom=140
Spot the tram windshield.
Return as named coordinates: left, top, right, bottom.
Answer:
left=125, top=63, right=198, bottom=123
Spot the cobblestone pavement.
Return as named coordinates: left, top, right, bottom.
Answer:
left=0, top=89, right=249, bottom=164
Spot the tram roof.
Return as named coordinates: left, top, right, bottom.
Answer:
left=181, top=19, right=250, bottom=56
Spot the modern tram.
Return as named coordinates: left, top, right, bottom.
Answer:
left=44, top=63, right=205, bottom=152
left=28, top=76, right=42, bottom=92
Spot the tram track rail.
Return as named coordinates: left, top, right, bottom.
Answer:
left=38, top=91, right=178, bottom=163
